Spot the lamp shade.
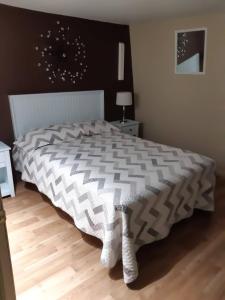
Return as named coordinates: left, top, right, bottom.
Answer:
left=116, top=92, right=132, bottom=106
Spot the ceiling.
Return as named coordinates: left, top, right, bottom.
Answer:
left=1, top=0, right=225, bottom=24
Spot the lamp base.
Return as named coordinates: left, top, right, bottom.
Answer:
left=120, top=106, right=127, bottom=124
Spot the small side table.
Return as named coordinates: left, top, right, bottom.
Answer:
left=0, top=142, right=15, bottom=198
left=110, top=119, right=140, bottom=137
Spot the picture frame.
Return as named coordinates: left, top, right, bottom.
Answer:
left=175, top=27, right=207, bottom=75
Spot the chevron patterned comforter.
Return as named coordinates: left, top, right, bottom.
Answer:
left=13, top=131, right=215, bottom=284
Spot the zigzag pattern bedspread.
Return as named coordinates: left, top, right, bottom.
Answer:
left=13, top=132, right=215, bottom=283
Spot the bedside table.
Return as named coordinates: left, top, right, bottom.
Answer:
left=0, top=142, right=15, bottom=198
left=111, top=119, right=140, bottom=137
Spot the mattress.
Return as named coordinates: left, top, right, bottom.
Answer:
left=13, top=131, right=215, bottom=283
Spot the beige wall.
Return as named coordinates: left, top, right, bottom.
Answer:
left=130, top=13, right=225, bottom=174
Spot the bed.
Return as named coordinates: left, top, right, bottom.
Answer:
left=9, top=90, right=216, bottom=284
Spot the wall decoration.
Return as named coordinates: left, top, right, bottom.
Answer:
left=34, top=20, right=88, bottom=84
left=118, top=42, right=125, bottom=80
left=175, top=28, right=207, bottom=75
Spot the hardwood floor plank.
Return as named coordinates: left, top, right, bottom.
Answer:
left=3, top=179, right=225, bottom=300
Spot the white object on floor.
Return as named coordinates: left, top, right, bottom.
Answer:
left=0, top=142, right=15, bottom=198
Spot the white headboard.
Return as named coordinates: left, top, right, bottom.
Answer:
left=9, top=90, right=104, bottom=139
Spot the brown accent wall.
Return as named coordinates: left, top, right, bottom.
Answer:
left=130, top=13, right=225, bottom=174
left=0, top=4, right=134, bottom=145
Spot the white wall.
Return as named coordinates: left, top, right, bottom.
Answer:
left=130, top=13, right=225, bottom=175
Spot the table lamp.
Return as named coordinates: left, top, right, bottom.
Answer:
left=116, top=92, right=132, bottom=123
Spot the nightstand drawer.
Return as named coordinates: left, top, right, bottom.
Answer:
left=0, top=152, right=5, bottom=163
left=0, top=142, right=15, bottom=198
left=122, top=125, right=139, bottom=136
left=111, top=119, right=141, bottom=137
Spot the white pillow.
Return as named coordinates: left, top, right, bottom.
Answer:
left=14, top=123, right=85, bottom=152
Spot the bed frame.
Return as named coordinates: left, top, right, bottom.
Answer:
left=9, top=90, right=104, bottom=139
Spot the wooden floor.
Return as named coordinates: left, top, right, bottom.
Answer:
left=3, top=178, right=225, bottom=300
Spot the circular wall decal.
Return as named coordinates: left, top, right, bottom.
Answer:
left=34, top=20, right=88, bottom=84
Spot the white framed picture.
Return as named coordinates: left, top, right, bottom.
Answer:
left=175, top=27, right=207, bottom=75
